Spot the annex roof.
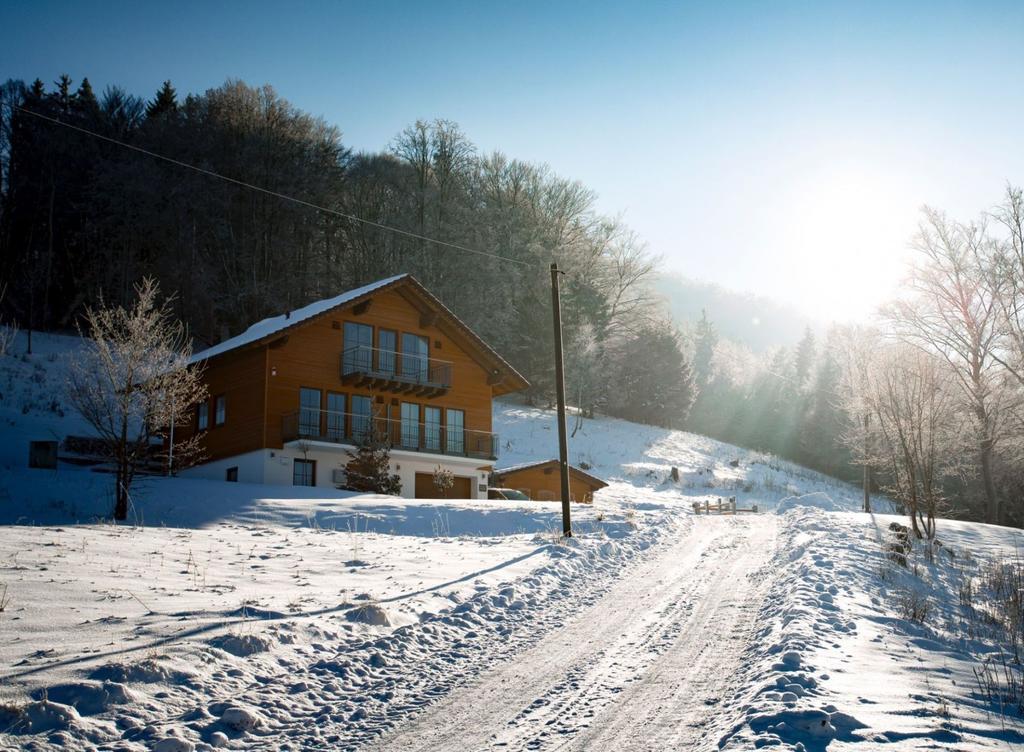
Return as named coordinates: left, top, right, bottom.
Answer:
left=189, top=273, right=529, bottom=395
left=493, top=459, right=609, bottom=488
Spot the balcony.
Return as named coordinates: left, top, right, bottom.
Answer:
left=282, top=408, right=498, bottom=461
left=340, top=345, right=452, bottom=397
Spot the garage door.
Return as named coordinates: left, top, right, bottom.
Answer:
left=414, top=472, right=473, bottom=499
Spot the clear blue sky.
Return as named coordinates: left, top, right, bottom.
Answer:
left=4, top=1, right=1024, bottom=321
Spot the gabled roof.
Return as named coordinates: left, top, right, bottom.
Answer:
left=493, top=459, right=609, bottom=489
left=190, top=274, right=407, bottom=364
left=190, top=273, right=529, bottom=396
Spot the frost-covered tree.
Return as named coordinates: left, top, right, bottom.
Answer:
left=883, top=208, right=1009, bottom=524
left=67, top=278, right=206, bottom=520
left=692, top=309, right=717, bottom=391
left=834, top=325, right=882, bottom=513
left=864, top=344, right=963, bottom=539
left=431, top=465, right=455, bottom=499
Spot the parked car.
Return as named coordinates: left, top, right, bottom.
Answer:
left=487, top=487, right=530, bottom=501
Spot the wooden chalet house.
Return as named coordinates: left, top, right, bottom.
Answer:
left=178, top=274, right=529, bottom=498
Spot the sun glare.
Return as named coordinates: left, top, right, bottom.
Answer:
left=776, top=164, right=918, bottom=323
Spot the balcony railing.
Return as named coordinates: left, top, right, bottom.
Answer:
left=341, top=345, right=452, bottom=397
left=282, top=408, right=498, bottom=460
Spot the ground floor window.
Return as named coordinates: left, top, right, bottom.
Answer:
left=293, top=458, right=316, bottom=486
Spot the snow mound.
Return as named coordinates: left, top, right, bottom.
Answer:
left=14, top=699, right=80, bottom=733
left=32, top=680, right=135, bottom=715
left=220, top=705, right=262, bottom=732
left=152, top=737, right=194, bottom=752
left=775, top=491, right=845, bottom=514
left=209, top=632, right=273, bottom=656
left=89, top=658, right=190, bottom=685
left=346, top=603, right=391, bottom=626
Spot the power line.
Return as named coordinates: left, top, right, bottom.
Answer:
left=8, top=103, right=533, bottom=268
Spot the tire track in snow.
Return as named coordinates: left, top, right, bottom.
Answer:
left=370, top=515, right=777, bottom=752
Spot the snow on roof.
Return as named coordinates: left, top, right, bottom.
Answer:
left=189, top=274, right=408, bottom=364
left=493, top=459, right=608, bottom=487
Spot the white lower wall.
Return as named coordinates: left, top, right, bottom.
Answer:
left=179, top=450, right=267, bottom=484
left=184, top=443, right=491, bottom=499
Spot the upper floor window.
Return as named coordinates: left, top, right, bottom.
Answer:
left=424, top=405, right=442, bottom=452
left=326, top=392, right=346, bottom=441
left=378, top=329, right=397, bottom=375
left=299, top=387, right=321, bottom=438
left=446, top=408, right=465, bottom=454
left=214, top=395, right=226, bottom=426
left=197, top=402, right=209, bottom=431
left=351, top=394, right=373, bottom=441
left=400, top=402, right=420, bottom=449
left=402, top=333, right=429, bottom=382
left=343, top=322, right=373, bottom=373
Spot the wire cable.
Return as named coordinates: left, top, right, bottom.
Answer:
left=8, top=103, right=534, bottom=268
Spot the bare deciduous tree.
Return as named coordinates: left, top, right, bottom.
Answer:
left=883, top=208, right=1008, bottom=524
left=67, top=278, right=206, bottom=520
left=833, top=324, right=881, bottom=513
left=992, top=185, right=1024, bottom=386
left=0, top=283, right=17, bottom=355
left=866, top=344, right=962, bottom=539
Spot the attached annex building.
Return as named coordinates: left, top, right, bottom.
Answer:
left=178, top=274, right=529, bottom=499
left=492, top=460, right=609, bottom=503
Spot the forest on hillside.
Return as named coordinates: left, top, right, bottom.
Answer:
left=1, top=76, right=1022, bottom=528
left=0, top=76, right=694, bottom=425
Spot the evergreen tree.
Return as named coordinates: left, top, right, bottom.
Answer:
left=693, top=308, right=718, bottom=390
left=74, top=78, right=100, bottom=118
left=793, top=327, right=816, bottom=390
left=607, top=324, right=696, bottom=427
left=54, top=73, right=72, bottom=113
left=146, top=80, right=178, bottom=119
left=342, top=426, right=402, bottom=495
left=799, top=343, right=848, bottom=474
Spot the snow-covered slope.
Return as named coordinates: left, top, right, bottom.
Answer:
left=495, top=401, right=870, bottom=513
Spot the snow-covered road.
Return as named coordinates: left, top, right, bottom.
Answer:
left=371, top=515, right=777, bottom=752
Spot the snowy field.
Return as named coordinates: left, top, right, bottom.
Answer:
left=1, top=333, right=1022, bottom=750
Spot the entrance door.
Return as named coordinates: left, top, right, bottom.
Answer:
left=414, top=472, right=473, bottom=499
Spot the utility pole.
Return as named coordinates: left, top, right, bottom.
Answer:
left=167, top=392, right=175, bottom=477
left=862, top=413, right=870, bottom=513
left=550, top=262, right=572, bottom=537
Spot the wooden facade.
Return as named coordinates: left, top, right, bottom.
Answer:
left=492, top=461, right=609, bottom=504
left=178, top=275, right=528, bottom=495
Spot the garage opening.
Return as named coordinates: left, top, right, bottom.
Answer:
left=414, top=472, right=473, bottom=499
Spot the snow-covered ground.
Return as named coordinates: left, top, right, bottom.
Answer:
left=715, top=508, right=1024, bottom=750
left=1, top=333, right=1022, bottom=751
